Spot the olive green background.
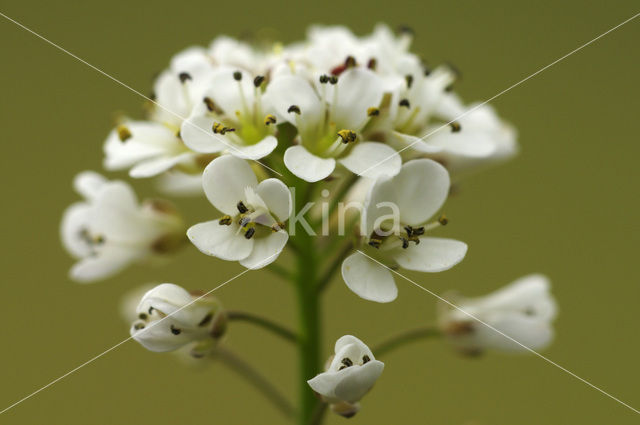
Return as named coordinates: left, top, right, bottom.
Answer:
left=1, top=1, right=638, bottom=424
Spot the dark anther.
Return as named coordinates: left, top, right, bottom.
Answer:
left=404, top=225, right=414, bottom=236
left=237, top=201, right=249, bottom=214
left=133, top=323, right=145, bottom=330
left=264, top=114, right=277, bottom=125
left=424, top=66, right=432, bottom=76
left=397, top=25, right=414, bottom=36
left=449, top=122, right=461, bottom=133
left=148, top=307, right=154, bottom=315
left=138, top=313, right=148, bottom=320
left=367, top=107, right=380, bottom=117
left=368, top=238, right=382, bottom=249
left=204, top=97, right=216, bottom=112
left=178, top=72, right=192, bottom=83
left=401, top=237, right=409, bottom=249
left=218, top=215, right=232, bottom=226
left=344, top=56, right=357, bottom=68
left=445, top=84, right=454, bottom=92
left=117, top=125, right=132, bottom=142
left=319, top=74, right=330, bottom=84
left=170, top=324, right=182, bottom=335
left=363, top=355, right=371, bottom=364
left=367, top=58, right=377, bottom=70
left=287, top=105, right=301, bottom=114
left=329, top=75, right=338, bottom=85
left=233, top=71, right=242, bottom=81
left=412, top=226, right=425, bottom=236
left=244, top=227, right=256, bottom=239
left=337, top=129, right=357, bottom=144
left=198, top=313, right=213, bottom=327
left=253, top=75, right=265, bottom=87
left=341, top=357, right=353, bottom=368
left=405, top=74, right=414, bottom=88
left=438, top=215, right=449, bottom=226
left=399, top=98, right=411, bottom=108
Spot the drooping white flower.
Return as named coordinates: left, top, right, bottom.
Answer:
left=438, top=274, right=557, bottom=354
left=187, top=155, right=291, bottom=269
left=181, top=67, right=278, bottom=160
left=130, top=283, right=223, bottom=353
left=60, top=171, right=184, bottom=282
left=307, top=335, right=384, bottom=417
left=342, top=159, right=467, bottom=302
left=263, top=67, right=400, bottom=181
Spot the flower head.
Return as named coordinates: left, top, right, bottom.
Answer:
left=438, top=274, right=557, bottom=355
left=60, top=172, right=184, bottom=282
left=307, top=335, right=384, bottom=417
left=342, top=159, right=467, bottom=302
left=187, top=155, right=291, bottom=269
left=130, top=283, right=224, bottom=354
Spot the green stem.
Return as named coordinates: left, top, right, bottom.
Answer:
left=227, top=310, right=298, bottom=344
left=373, top=325, right=442, bottom=358
left=266, top=262, right=292, bottom=280
left=213, top=346, right=295, bottom=419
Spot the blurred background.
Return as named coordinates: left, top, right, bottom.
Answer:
left=1, top=0, right=639, bottom=423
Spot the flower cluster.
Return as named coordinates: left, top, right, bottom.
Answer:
left=59, top=24, right=554, bottom=421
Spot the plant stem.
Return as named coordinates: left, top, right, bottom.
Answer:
left=227, top=310, right=298, bottom=344
left=213, top=346, right=295, bottom=419
left=373, top=325, right=442, bottom=358
left=266, top=262, right=292, bottom=280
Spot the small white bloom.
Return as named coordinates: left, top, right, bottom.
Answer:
left=438, top=274, right=557, bottom=354
left=264, top=67, right=400, bottom=181
left=130, top=283, right=223, bottom=353
left=155, top=170, right=204, bottom=197
left=60, top=171, right=184, bottom=282
left=187, top=155, right=291, bottom=269
left=208, top=36, right=268, bottom=73
left=181, top=67, right=278, bottom=160
left=307, top=335, right=384, bottom=416
left=342, top=159, right=467, bottom=302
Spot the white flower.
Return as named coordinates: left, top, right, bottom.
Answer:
left=187, top=155, right=291, bottom=269
left=342, top=159, right=467, bottom=302
left=103, top=120, right=202, bottom=178
left=60, top=171, right=184, bottom=282
left=208, top=36, right=267, bottom=73
left=438, top=274, right=557, bottom=354
left=155, top=170, right=204, bottom=197
left=181, top=67, right=278, bottom=160
left=307, top=335, right=384, bottom=416
left=263, top=67, right=400, bottom=181
left=130, top=283, right=223, bottom=353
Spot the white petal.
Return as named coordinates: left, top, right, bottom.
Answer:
left=425, top=126, right=497, bottom=158
left=202, top=155, right=258, bottom=215
left=129, top=152, right=194, bottom=178
left=334, top=360, right=385, bottom=403
left=239, top=231, right=288, bottom=269
left=393, top=237, right=467, bottom=272
left=334, top=68, right=384, bottom=129
left=255, top=178, right=292, bottom=222
left=207, top=67, right=255, bottom=116
left=228, top=135, right=277, bottom=160
left=477, top=274, right=557, bottom=321
left=391, top=132, right=443, bottom=154
left=263, top=75, right=323, bottom=126
left=73, top=171, right=107, bottom=200
left=473, top=314, right=554, bottom=352
left=338, top=142, right=401, bottom=179
left=284, top=145, right=335, bottom=182
left=181, top=110, right=228, bottom=154
left=70, top=245, right=142, bottom=283
left=187, top=220, right=253, bottom=261
left=60, top=203, right=92, bottom=258
left=131, top=320, right=205, bottom=353
left=156, top=172, right=204, bottom=197
left=335, top=335, right=372, bottom=356
left=341, top=253, right=397, bottom=303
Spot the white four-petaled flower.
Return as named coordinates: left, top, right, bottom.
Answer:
left=130, top=283, right=222, bottom=353
left=307, top=335, right=384, bottom=417
left=60, top=171, right=184, bottom=282
left=438, top=274, right=557, bottom=354
left=187, top=155, right=291, bottom=269
left=342, top=159, right=468, bottom=302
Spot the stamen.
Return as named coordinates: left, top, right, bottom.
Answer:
left=148, top=307, right=154, bottom=315
left=178, top=72, right=192, bottom=83
left=233, top=71, right=242, bottom=81
left=237, top=201, right=249, bottom=214
left=337, top=129, right=357, bottom=144
left=244, top=227, right=256, bottom=239
left=170, top=324, right=182, bottom=335
left=271, top=222, right=285, bottom=232
left=198, top=313, right=213, bottom=327
left=401, top=237, right=410, bottom=249
left=399, top=98, right=411, bottom=108
left=344, top=56, right=357, bottom=68
left=397, top=25, right=414, bottom=36
left=329, top=75, right=338, bottom=85
left=287, top=105, right=301, bottom=114
left=212, top=122, right=236, bottom=135
left=405, top=74, right=414, bottom=88
left=117, top=125, right=132, bottom=142
left=319, top=74, right=330, bottom=84
left=203, top=97, right=216, bottom=112
left=218, top=215, right=232, bottom=226
left=239, top=216, right=251, bottom=228
left=367, top=107, right=380, bottom=117
left=253, top=75, right=265, bottom=87
left=362, top=355, right=371, bottom=364
left=368, top=237, right=383, bottom=249
left=133, top=323, right=145, bottom=330
left=438, top=214, right=448, bottom=225
left=138, top=313, right=147, bottom=320
left=264, top=114, right=277, bottom=126
left=367, top=58, right=377, bottom=70
left=449, top=122, right=461, bottom=133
